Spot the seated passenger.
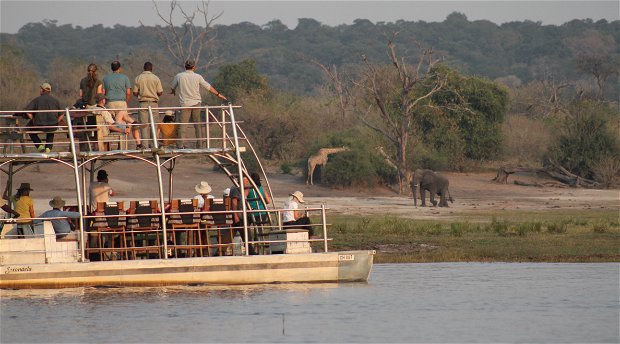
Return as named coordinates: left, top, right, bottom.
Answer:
left=282, top=191, right=313, bottom=237
left=36, top=196, right=80, bottom=239
left=157, top=110, right=177, bottom=147
left=93, top=93, right=143, bottom=149
left=193, top=181, right=214, bottom=210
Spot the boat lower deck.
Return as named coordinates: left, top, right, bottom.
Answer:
left=0, top=250, right=374, bottom=289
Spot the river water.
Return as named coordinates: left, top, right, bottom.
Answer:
left=1, top=263, right=618, bottom=343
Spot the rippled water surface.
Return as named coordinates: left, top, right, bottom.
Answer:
left=1, top=263, right=618, bottom=343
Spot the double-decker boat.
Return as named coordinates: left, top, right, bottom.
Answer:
left=0, top=105, right=374, bottom=289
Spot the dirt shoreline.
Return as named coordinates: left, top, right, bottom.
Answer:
left=4, top=160, right=619, bottom=219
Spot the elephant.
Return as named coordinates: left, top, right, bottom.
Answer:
left=410, top=169, right=455, bottom=207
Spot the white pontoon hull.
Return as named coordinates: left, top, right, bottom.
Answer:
left=0, top=251, right=374, bottom=289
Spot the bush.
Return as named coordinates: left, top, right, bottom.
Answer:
left=547, top=101, right=620, bottom=179
left=546, top=222, right=567, bottom=234
left=591, top=157, right=620, bottom=188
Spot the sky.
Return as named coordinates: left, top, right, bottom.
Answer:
left=1, top=0, right=618, bottom=34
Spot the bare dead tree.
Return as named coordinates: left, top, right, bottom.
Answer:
left=146, top=0, right=221, bottom=71
left=355, top=34, right=447, bottom=194
left=309, top=59, right=352, bottom=121
left=567, top=30, right=619, bottom=100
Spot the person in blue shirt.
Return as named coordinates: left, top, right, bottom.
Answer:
left=36, top=196, right=81, bottom=239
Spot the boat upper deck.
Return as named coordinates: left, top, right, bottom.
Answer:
left=0, top=104, right=246, bottom=165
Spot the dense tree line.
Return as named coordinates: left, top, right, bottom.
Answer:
left=1, top=14, right=618, bottom=98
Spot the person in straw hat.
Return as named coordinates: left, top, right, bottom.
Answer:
left=282, top=190, right=313, bottom=237
left=36, top=196, right=81, bottom=239
left=193, top=180, right=214, bottom=210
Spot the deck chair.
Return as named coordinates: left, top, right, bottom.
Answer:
left=168, top=199, right=201, bottom=258
left=100, top=202, right=128, bottom=260
left=205, top=203, right=234, bottom=256
left=126, top=201, right=161, bottom=259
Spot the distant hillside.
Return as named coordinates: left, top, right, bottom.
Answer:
left=2, top=14, right=618, bottom=97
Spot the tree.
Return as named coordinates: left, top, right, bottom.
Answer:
left=567, top=30, right=619, bottom=100
left=212, top=59, right=269, bottom=100
left=547, top=101, right=620, bottom=179
left=148, top=0, right=221, bottom=71
left=355, top=36, right=447, bottom=193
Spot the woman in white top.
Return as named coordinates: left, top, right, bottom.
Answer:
left=282, top=191, right=313, bottom=236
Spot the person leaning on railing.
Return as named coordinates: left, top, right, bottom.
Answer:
left=24, top=82, right=63, bottom=153
left=34, top=196, right=80, bottom=240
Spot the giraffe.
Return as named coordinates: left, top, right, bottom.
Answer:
left=306, top=147, right=350, bottom=185
left=376, top=146, right=413, bottom=195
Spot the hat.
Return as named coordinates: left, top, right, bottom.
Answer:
left=97, top=170, right=108, bottom=180
left=290, top=191, right=305, bottom=203
left=194, top=181, right=212, bottom=194
left=184, top=60, right=195, bottom=69
left=17, top=182, right=33, bottom=191
left=95, top=93, right=107, bottom=102
left=49, top=196, right=66, bottom=209
left=223, top=188, right=231, bottom=196
left=164, top=110, right=175, bottom=118
left=40, top=82, right=52, bottom=91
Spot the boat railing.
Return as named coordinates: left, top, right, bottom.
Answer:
left=0, top=105, right=244, bottom=156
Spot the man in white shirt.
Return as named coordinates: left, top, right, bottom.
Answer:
left=170, top=60, right=227, bottom=149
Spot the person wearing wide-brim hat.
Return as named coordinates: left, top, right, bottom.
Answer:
left=10, top=182, right=36, bottom=237
left=193, top=181, right=214, bottom=210
left=282, top=190, right=314, bottom=237
left=36, top=196, right=81, bottom=239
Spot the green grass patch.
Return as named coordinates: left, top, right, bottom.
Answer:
left=326, top=210, right=620, bottom=263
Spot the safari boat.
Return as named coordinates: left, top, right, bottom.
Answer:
left=0, top=105, right=374, bottom=289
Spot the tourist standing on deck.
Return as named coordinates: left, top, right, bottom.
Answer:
left=248, top=172, right=270, bottom=224
left=102, top=61, right=131, bottom=125
left=133, top=62, right=163, bottom=147
left=25, top=83, right=63, bottom=153
left=90, top=170, right=114, bottom=208
left=36, top=196, right=81, bottom=239
left=170, top=60, right=227, bottom=149
left=79, top=63, right=103, bottom=107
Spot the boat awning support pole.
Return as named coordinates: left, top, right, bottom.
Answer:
left=65, top=108, right=86, bottom=262
left=229, top=104, right=249, bottom=256
left=321, top=204, right=329, bottom=252
left=149, top=107, right=169, bottom=259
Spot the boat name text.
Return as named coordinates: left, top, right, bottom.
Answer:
left=4, top=266, right=32, bottom=274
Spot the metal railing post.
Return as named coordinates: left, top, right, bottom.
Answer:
left=229, top=104, right=249, bottom=255
left=321, top=204, right=328, bottom=252
left=65, top=108, right=86, bottom=262
left=149, top=107, right=168, bottom=259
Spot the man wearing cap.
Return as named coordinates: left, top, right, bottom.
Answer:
left=36, top=196, right=81, bottom=239
left=170, top=60, right=227, bottom=149
left=133, top=62, right=164, bottom=146
left=282, top=190, right=313, bottom=237
left=90, top=169, right=114, bottom=208
left=25, top=82, right=63, bottom=153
